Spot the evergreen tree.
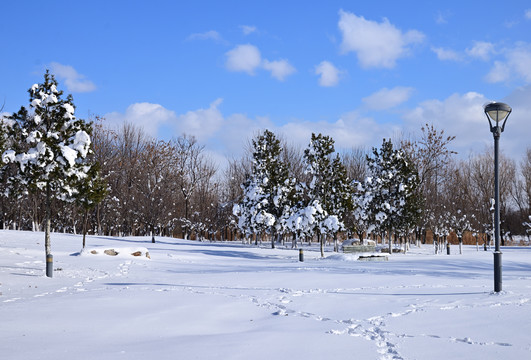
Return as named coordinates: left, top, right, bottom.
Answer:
left=0, top=116, right=10, bottom=158
left=302, top=133, right=347, bottom=256
left=365, top=139, right=420, bottom=254
left=350, top=179, right=374, bottom=243
left=1, top=71, right=93, bottom=276
left=234, top=130, right=291, bottom=247
left=327, top=155, right=353, bottom=251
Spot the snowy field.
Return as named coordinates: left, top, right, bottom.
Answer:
left=1, top=230, right=531, bottom=360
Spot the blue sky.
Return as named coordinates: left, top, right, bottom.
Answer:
left=2, top=0, right=531, bottom=165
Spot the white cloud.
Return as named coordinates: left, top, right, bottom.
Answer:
left=186, top=30, right=223, bottom=42
left=403, top=92, right=491, bottom=155
left=104, top=100, right=272, bottom=164
left=362, top=86, right=414, bottom=110
left=466, top=41, right=494, bottom=61
left=279, top=112, right=394, bottom=153
left=225, top=44, right=262, bottom=75
left=262, top=59, right=296, bottom=81
left=220, top=113, right=273, bottom=155
left=502, top=85, right=531, bottom=159
left=49, top=62, right=96, bottom=93
left=485, top=61, right=511, bottom=83
left=177, top=98, right=224, bottom=141
left=103, top=86, right=531, bottom=172
left=403, top=88, right=531, bottom=161
left=431, top=47, right=463, bottom=61
left=506, top=44, right=531, bottom=82
left=106, top=99, right=225, bottom=142
left=104, top=99, right=390, bottom=168
left=240, top=25, right=257, bottom=35
left=338, top=10, right=424, bottom=69
left=315, top=61, right=342, bottom=87
left=485, top=43, right=531, bottom=84
left=525, top=9, right=531, bottom=19
left=225, top=44, right=295, bottom=81
left=105, top=103, right=177, bottom=138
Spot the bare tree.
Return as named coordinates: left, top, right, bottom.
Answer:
left=133, top=140, right=178, bottom=242
left=341, top=146, right=368, bottom=182
left=466, top=148, right=515, bottom=245
left=175, top=134, right=217, bottom=239
left=401, top=124, right=456, bottom=244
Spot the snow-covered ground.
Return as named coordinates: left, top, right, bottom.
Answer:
left=1, top=230, right=531, bottom=360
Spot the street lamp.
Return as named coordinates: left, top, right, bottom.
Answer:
left=484, top=101, right=512, bottom=293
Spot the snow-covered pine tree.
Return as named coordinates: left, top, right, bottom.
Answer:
left=253, top=130, right=290, bottom=248
left=326, top=155, right=353, bottom=251
left=1, top=71, right=93, bottom=276
left=303, top=133, right=346, bottom=257
left=350, top=179, right=374, bottom=243
left=286, top=198, right=327, bottom=248
left=233, top=130, right=291, bottom=247
left=365, top=138, right=420, bottom=254
left=233, top=175, right=267, bottom=244
left=282, top=178, right=307, bottom=248
left=0, top=115, right=10, bottom=158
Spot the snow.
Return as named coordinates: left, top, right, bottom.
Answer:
left=60, top=144, right=78, bottom=166
left=63, top=103, right=75, bottom=115
left=1, top=230, right=531, bottom=359
left=2, top=149, right=16, bottom=163
left=70, top=130, right=91, bottom=157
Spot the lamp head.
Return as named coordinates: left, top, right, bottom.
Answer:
left=484, top=102, right=512, bottom=132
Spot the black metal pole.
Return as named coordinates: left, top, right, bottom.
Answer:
left=493, top=127, right=502, bottom=292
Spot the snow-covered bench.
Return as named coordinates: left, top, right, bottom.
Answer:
left=342, top=239, right=376, bottom=253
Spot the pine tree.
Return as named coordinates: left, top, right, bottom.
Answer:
left=350, top=179, right=374, bottom=243
left=1, top=71, right=93, bottom=276
left=365, top=139, right=420, bottom=253
left=234, top=130, right=291, bottom=247
left=0, top=116, right=9, bottom=158
left=302, top=133, right=348, bottom=256
left=331, top=155, right=353, bottom=250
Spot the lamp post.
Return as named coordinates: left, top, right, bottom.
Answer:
left=484, top=101, right=512, bottom=293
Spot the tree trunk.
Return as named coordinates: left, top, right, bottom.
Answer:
left=319, top=233, right=324, bottom=258
left=388, top=230, right=392, bottom=254
left=96, top=204, right=102, bottom=235
left=44, top=183, right=52, bottom=278
left=82, top=208, right=88, bottom=249
left=45, top=183, right=52, bottom=256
